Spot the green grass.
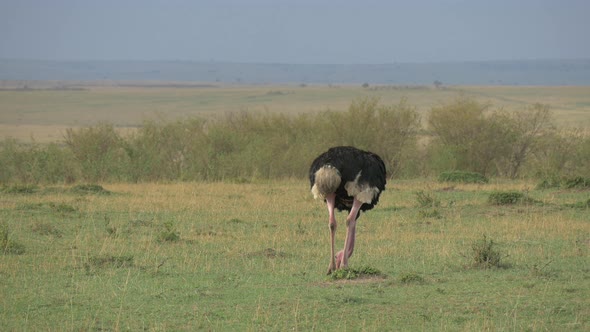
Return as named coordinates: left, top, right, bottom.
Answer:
left=0, top=180, right=588, bottom=330
left=439, top=170, right=489, bottom=184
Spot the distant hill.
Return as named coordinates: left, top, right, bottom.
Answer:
left=1, top=59, right=589, bottom=85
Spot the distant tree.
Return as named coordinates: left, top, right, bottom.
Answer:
left=362, top=82, right=369, bottom=88
left=433, top=80, right=443, bottom=89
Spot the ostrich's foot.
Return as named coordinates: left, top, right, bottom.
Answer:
left=335, top=250, right=346, bottom=269
left=327, top=263, right=336, bottom=275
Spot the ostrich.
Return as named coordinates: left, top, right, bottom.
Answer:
left=309, top=146, right=386, bottom=274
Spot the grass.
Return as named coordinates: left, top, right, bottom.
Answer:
left=439, top=170, right=489, bottom=184
left=0, top=223, right=26, bottom=255
left=0, top=179, right=588, bottom=330
left=329, top=266, right=384, bottom=281
left=1, top=184, right=39, bottom=194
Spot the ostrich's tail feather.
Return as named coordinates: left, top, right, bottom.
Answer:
left=311, top=165, right=341, bottom=200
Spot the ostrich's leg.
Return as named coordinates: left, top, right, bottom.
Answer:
left=337, top=198, right=362, bottom=269
left=326, top=193, right=337, bottom=275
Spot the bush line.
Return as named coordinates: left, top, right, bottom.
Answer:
left=1, top=97, right=589, bottom=184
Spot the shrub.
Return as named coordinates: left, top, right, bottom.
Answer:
left=129, top=118, right=210, bottom=181
left=438, top=171, right=488, bottom=184
left=428, top=98, right=555, bottom=177
left=414, top=191, right=443, bottom=219
left=536, top=177, right=562, bottom=189
left=157, top=221, right=180, bottom=243
left=563, top=176, right=590, bottom=189
left=529, top=129, right=590, bottom=180
left=399, top=272, right=425, bottom=284
left=428, top=98, right=511, bottom=175
left=0, top=140, right=79, bottom=184
left=488, top=191, right=524, bottom=205
left=330, top=266, right=383, bottom=280
left=497, top=103, right=555, bottom=178
left=0, top=97, right=583, bottom=183
left=64, top=123, right=130, bottom=182
left=418, top=209, right=442, bottom=219
left=470, top=235, right=503, bottom=269
left=71, top=184, right=111, bottom=195
left=415, top=191, right=440, bottom=208
left=536, top=176, right=590, bottom=190
left=316, top=97, right=421, bottom=178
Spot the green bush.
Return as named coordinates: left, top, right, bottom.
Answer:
left=71, top=184, right=111, bottom=195
left=428, top=98, right=555, bottom=178
left=438, top=171, right=489, bottom=184
left=536, top=177, right=562, bottom=190
left=563, top=176, right=590, bottom=189
left=488, top=191, right=524, bottom=205
left=529, top=129, right=590, bottom=180
left=329, top=266, right=383, bottom=280
left=415, top=191, right=440, bottom=207
left=470, top=235, right=503, bottom=269
left=399, top=272, right=425, bottom=284
left=157, top=221, right=180, bottom=243
left=0, top=140, right=78, bottom=184
left=428, top=98, right=511, bottom=176
left=64, top=123, right=130, bottom=182
left=536, top=176, right=590, bottom=190
left=0, top=97, right=585, bottom=184
left=327, top=97, right=421, bottom=177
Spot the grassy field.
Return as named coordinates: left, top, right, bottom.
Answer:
left=1, top=84, right=589, bottom=142
left=1, top=180, right=588, bottom=330
left=1, top=83, right=589, bottom=329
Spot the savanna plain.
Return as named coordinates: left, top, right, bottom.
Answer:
left=1, top=83, right=589, bottom=331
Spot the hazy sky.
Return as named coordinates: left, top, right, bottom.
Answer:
left=1, top=0, right=589, bottom=64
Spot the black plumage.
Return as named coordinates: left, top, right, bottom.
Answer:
left=309, top=146, right=386, bottom=212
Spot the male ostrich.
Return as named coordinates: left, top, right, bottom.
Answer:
left=309, top=146, right=386, bottom=274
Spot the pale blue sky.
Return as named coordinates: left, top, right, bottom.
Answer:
left=1, top=0, right=588, bottom=64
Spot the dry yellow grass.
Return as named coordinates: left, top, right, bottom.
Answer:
left=70, top=179, right=588, bottom=266
left=1, top=84, right=589, bottom=142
